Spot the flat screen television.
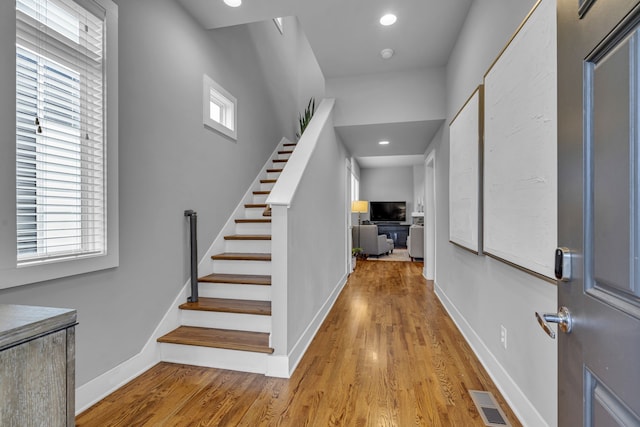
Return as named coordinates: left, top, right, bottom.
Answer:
left=370, top=201, right=406, bottom=223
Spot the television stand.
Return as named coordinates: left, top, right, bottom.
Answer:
left=376, top=224, right=409, bottom=248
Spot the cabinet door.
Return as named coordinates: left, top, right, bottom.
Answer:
left=0, top=330, right=67, bottom=426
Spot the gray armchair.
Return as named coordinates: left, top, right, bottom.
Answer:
left=407, top=225, right=424, bottom=260
left=352, top=225, right=393, bottom=256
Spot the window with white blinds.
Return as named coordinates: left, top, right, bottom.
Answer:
left=16, top=0, right=106, bottom=265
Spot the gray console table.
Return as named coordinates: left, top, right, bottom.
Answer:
left=0, top=304, right=77, bottom=426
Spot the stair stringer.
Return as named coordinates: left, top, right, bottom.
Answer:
left=197, top=136, right=291, bottom=278
left=156, top=137, right=292, bottom=373
left=76, top=138, right=291, bottom=412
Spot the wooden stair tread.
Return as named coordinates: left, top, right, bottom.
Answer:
left=198, top=273, right=271, bottom=286
left=245, top=203, right=268, bottom=208
left=253, top=190, right=270, bottom=195
left=272, top=159, right=288, bottom=163
left=260, top=179, right=277, bottom=184
left=224, top=234, right=271, bottom=240
left=267, top=168, right=283, bottom=173
left=157, top=326, right=273, bottom=354
left=283, top=143, right=297, bottom=147
left=179, top=297, right=271, bottom=315
left=278, top=150, right=294, bottom=155
left=212, top=252, right=271, bottom=261
left=235, top=218, right=271, bottom=224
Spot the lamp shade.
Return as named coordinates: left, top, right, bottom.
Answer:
left=351, top=200, right=369, bottom=213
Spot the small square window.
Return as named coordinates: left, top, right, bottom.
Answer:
left=203, top=74, right=237, bottom=140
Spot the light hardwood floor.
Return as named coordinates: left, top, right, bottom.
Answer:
left=77, top=260, right=521, bottom=426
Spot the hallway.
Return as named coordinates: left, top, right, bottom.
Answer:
left=77, top=261, right=521, bottom=426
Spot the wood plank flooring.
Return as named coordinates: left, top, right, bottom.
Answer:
left=77, top=260, right=522, bottom=426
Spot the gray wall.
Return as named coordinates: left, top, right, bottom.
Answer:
left=286, top=116, right=348, bottom=350
left=432, top=0, right=558, bottom=425
left=0, top=0, right=308, bottom=386
left=247, top=16, right=326, bottom=141
left=360, top=166, right=414, bottom=222
left=413, top=164, right=425, bottom=212
left=326, top=68, right=446, bottom=127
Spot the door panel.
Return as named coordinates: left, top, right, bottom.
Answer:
left=557, top=0, right=640, bottom=425
left=590, top=34, right=631, bottom=294
left=587, top=369, right=639, bottom=427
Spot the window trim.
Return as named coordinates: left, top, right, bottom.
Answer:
left=1, top=0, right=118, bottom=290
left=203, top=74, right=237, bottom=140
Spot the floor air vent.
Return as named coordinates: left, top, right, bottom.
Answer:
left=468, top=390, right=511, bottom=427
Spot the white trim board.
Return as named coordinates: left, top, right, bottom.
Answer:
left=434, top=282, right=549, bottom=427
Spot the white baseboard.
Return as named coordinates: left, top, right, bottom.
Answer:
left=434, top=283, right=548, bottom=427
left=75, top=347, right=158, bottom=414
left=274, top=272, right=348, bottom=378
left=75, top=283, right=188, bottom=414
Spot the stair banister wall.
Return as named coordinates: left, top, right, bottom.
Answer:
left=267, top=98, right=349, bottom=377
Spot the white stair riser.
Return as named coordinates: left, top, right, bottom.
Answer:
left=181, top=310, right=271, bottom=333
left=159, top=343, right=268, bottom=374
left=277, top=152, right=291, bottom=160
left=225, top=239, right=271, bottom=253
left=266, top=171, right=281, bottom=180
left=253, top=194, right=269, bottom=204
left=244, top=208, right=267, bottom=219
left=260, top=182, right=275, bottom=191
left=213, top=259, right=271, bottom=275
left=199, top=283, right=271, bottom=301
left=236, top=223, right=271, bottom=234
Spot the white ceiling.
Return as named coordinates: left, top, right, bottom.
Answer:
left=335, top=120, right=443, bottom=158
left=178, top=0, right=471, bottom=166
left=177, top=0, right=472, bottom=77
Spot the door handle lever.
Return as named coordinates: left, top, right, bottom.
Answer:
left=535, top=306, right=573, bottom=339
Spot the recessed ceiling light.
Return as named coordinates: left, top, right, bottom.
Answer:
left=379, top=14, right=397, bottom=26
left=224, top=0, right=241, bottom=7
left=379, top=140, right=390, bottom=145
left=380, top=48, right=394, bottom=59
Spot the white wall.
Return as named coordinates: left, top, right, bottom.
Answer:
left=360, top=166, right=414, bottom=222
left=0, top=0, right=302, bottom=387
left=431, top=0, right=558, bottom=425
left=326, top=68, right=446, bottom=127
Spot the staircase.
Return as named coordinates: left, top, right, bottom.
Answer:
left=157, top=140, right=297, bottom=373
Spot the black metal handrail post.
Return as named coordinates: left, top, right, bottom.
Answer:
left=184, top=210, right=198, bottom=302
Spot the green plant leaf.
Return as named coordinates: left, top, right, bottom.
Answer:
left=296, top=97, right=316, bottom=139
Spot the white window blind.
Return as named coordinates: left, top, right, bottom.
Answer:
left=16, top=0, right=106, bottom=265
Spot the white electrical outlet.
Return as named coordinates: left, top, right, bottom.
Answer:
left=500, top=325, right=507, bottom=349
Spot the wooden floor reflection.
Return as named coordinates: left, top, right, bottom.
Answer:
left=77, top=260, right=521, bottom=426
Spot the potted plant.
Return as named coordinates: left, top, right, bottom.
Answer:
left=352, top=247, right=367, bottom=267
left=296, top=98, right=316, bottom=140
left=351, top=247, right=362, bottom=270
